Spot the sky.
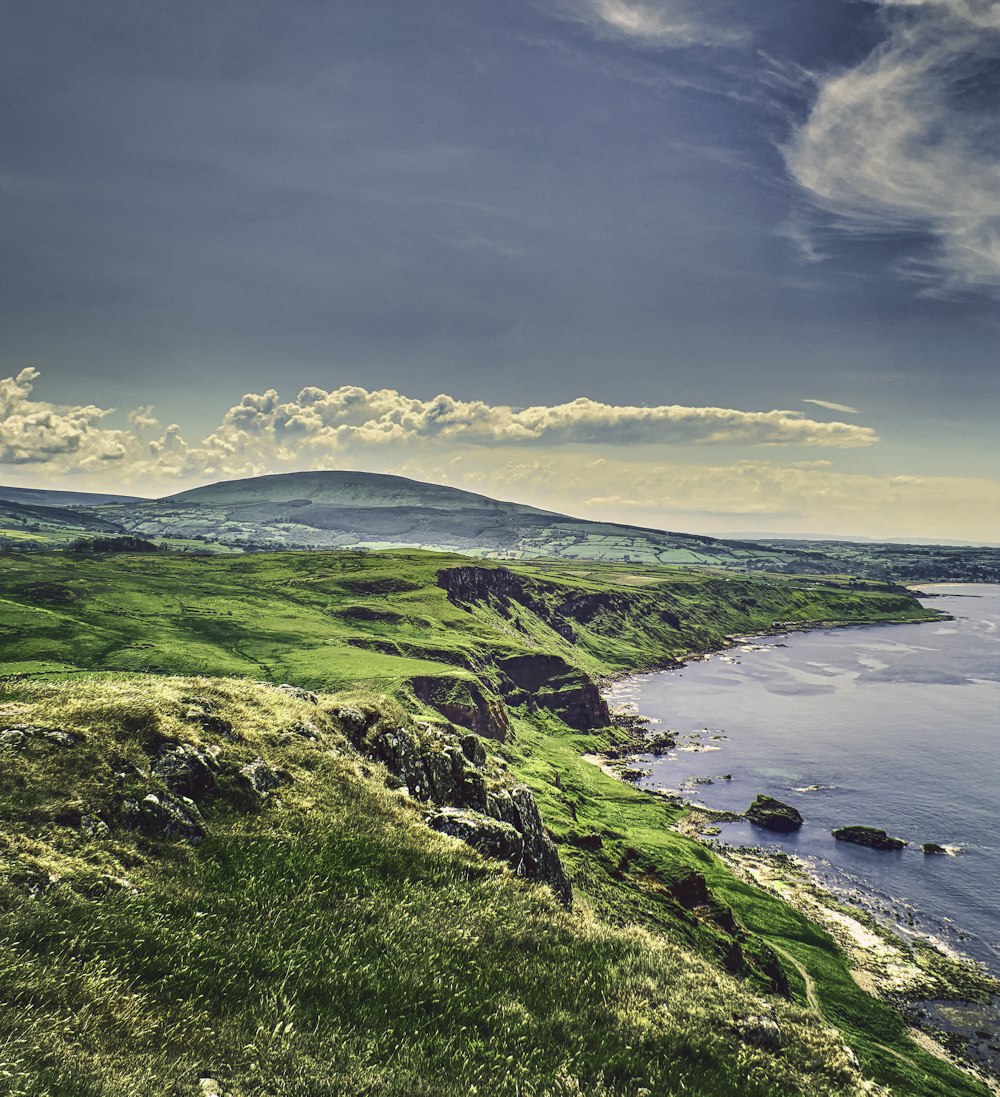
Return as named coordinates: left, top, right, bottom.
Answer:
left=1, top=0, right=998, bottom=541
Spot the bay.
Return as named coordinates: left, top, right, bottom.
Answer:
left=607, top=583, right=1000, bottom=972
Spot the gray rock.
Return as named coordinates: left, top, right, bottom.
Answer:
left=121, top=792, right=204, bottom=841
left=239, top=758, right=285, bottom=797
left=832, top=825, right=906, bottom=851
left=428, top=807, right=523, bottom=863
left=0, top=724, right=79, bottom=750
left=460, top=733, right=487, bottom=768
left=276, top=683, right=318, bottom=704
left=152, top=741, right=219, bottom=800
left=737, top=1015, right=784, bottom=1051
left=0, top=729, right=27, bottom=751
left=80, top=813, right=110, bottom=839
left=746, top=795, right=803, bottom=833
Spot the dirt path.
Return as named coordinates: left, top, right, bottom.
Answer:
left=771, top=943, right=999, bottom=1092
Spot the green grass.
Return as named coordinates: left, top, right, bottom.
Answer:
left=501, top=713, right=983, bottom=1096
left=0, top=549, right=935, bottom=691
left=1, top=676, right=873, bottom=1097
left=0, top=549, right=983, bottom=1095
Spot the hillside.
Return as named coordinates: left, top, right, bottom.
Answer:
left=101, top=470, right=809, bottom=568
left=0, top=675, right=888, bottom=1095
left=1, top=547, right=991, bottom=1094
left=0, top=485, right=144, bottom=507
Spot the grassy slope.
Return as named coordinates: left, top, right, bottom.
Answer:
left=0, top=550, right=930, bottom=686
left=1, top=676, right=869, bottom=1097
left=0, top=549, right=985, bottom=1095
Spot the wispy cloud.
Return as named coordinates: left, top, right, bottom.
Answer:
left=803, top=398, right=859, bottom=414
left=0, top=373, right=879, bottom=485
left=555, top=0, right=748, bottom=48
left=784, top=0, right=1000, bottom=293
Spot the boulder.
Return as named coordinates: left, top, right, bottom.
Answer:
left=276, top=683, right=318, bottom=704
left=0, top=724, right=79, bottom=750
left=736, top=1015, right=784, bottom=1052
left=746, top=795, right=803, bottom=833
left=239, top=758, right=286, bottom=797
left=121, top=792, right=204, bottom=841
left=921, top=842, right=948, bottom=855
left=151, top=741, right=219, bottom=800
left=832, top=825, right=906, bottom=850
left=428, top=807, right=523, bottom=863
left=487, top=786, right=573, bottom=907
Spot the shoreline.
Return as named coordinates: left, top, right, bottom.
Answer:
left=709, top=835, right=1000, bottom=1090
left=590, top=602, right=1000, bottom=1088
left=581, top=752, right=1000, bottom=1089
left=596, top=607, right=949, bottom=690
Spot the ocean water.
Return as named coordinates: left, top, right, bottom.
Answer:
left=606, top=584, right=1000, bottom=973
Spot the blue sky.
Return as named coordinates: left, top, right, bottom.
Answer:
left=1, top=0, right=998, bottom=539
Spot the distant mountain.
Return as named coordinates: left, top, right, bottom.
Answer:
left=0, top=485, right=145, bottom=507
left=5, top=471, right=998, bottom=581
left=101, top=470, right=814, bottom=569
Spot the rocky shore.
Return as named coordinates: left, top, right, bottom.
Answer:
left=593, top=667, right=1000, bottom=1090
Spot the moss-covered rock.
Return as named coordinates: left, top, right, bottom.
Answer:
left=833, top=825, right=906, bottom=850
left=746, top=795, right=803, bottom=833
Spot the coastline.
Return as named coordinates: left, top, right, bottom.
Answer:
left=590, top=607, right=1000, bottom=1089
left=581, top=750, right=1000, bottom=1089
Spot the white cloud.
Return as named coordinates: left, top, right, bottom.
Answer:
left=803, top=398, right=859, bottom=414
left=0, top=369, right=129, bottom=466
left=0, top=373, right=878, bottom=489
left=557, top=0, right=747, bottom=47
left=785, top=0, right=1000, bottom=293
left=204, top=386, right=878, bottom=451
left=2, top=373, right=996, bottom=541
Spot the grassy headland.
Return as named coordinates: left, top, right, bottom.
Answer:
left=0, top=548, right=989, bottom=1095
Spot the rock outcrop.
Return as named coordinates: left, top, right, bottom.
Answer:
left=746, top=795, right=803, bottom=833
left=496, top=653, right=609, bottom=731
left=832, top=826, right=906, bottom=850
left=334, top=704, right=572, bottom=905
left=434, top=566, right=615, bottom=733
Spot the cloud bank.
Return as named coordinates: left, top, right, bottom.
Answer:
left=3, top=372, right=996, bottom=540
left=786, top=0, right=1000, bottom=292
left=0, top=372, right=878, bottom=483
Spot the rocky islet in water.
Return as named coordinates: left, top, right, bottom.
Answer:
left=832, top=825, right=908, bottom=850
left=745, top=794, right=803, bottom=833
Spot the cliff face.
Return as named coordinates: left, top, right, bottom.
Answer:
left=410, top=675, right=511, bottom=741
left=437, top=565, right=577, bottom=641
left=496, top=653, right=609, bottom=730
left=435, top=566, right=611, bottom=732
left=334, top=699, right=572, bottom=904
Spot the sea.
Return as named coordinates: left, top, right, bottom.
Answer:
left=605, top=583, right=1000, bottom=975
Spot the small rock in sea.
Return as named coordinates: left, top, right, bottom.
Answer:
left=921, top=842, right=948, bottom=855
left=832, top=825, right=906, bottom=851
left=745, top=795, right=803, bottom=833
left=719, top=774, right=733, bottom=781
